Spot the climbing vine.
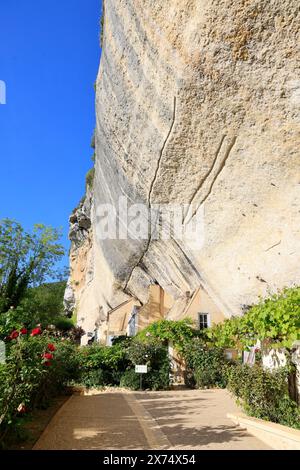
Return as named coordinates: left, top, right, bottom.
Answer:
left=136, top=318, right=199, bottom=353
left=207, top=287, right=300, bottom=350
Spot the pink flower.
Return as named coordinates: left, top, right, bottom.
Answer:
left=20, top=328, right=28, bottom=335
left=30, top=327, right=42, bottom=337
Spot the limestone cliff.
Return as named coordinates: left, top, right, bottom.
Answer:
left=66, top=0, right=300, bottom=343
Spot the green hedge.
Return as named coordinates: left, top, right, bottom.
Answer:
left=75, top=338, right=170, bottom=391
left=182, top=337, right=229, bottom=389
left=226, top=364, right=300, bottom=429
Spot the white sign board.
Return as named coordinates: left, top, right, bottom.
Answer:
left=135, top=365, right=147, bottom=374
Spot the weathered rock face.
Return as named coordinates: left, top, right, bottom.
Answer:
left=68, top=0, right=300, bottom=342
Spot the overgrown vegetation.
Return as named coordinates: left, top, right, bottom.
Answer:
left=0, top=328, right=79, bottom=447
left=74, top=337, right=170, bottom=391
left=85, top=167, right=95, bottom=190
left=0, top=218, right=78, bottom=447
left=208, top=286, right=300, bottom=350
left=85, top=131, right=96, bottom=190
left=136, top=318, right=200, bottom=352
left=207, top=286, right=300, bottom=404
left=227, top=364, right=300, bottom=429
left=182, top=337, right=229, bottom=389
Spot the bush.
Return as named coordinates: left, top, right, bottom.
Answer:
left=52, top=316, right=74, bottom=331
left=75, top=340, right=131, bottom=388
left=0, top=282, right=69, bottom=341
left=85, top=168, right=95, bottom=189
left=75, top=339, right=170, bottom=391
left=227, top=364, right=300, bottom=429
left=182, top=337, right=229, bottom=389
left=126, top=339, right=170, bottom=390
left=0, top=329, right=80, bottom=446
left=79, top=369, right=107, bottom=388
left=146, top=360, right=170, bottom=391
left=78, top=341, right=130, bottom=373
left=120, top=370, right=141, bottom=390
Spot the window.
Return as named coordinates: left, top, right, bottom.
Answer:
left=198, top=313, right=210, bottom=330
left=128, top=306, right=139, bottom=337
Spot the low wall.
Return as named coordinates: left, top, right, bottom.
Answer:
left=227, top=412, right=300, bottom=450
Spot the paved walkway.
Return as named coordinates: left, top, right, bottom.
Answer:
left=33, top=389, right=270, bottom=450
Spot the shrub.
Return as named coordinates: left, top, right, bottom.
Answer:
left=76, top=339, right=170, bottom=391
left=120, top=370, right=141, bottom=390
left=74, top=340, right=132, bottom=388
left=78, top=341, right=130, bottom=373
left=79, top=369, right=107, bottom=388
left=226, top=364, right=300, bottom=429
left=146, top=360, right=170, bottom=391
left=52, top=316, right=74, bottom=331
left=126, top=339, right=170, bottom=390
left=0, top=330, right=79, bottom=446
left=85, top=168, right=95, bottom=189
left=182, top=337, right=229, bottom=389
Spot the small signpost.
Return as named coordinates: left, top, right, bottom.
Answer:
left=135, top=364, right=148, bottom=390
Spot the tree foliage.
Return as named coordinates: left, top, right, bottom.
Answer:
left=0, top=219, right=64, bottom=313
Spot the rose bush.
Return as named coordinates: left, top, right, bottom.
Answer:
left=0, top=326, right=79, bottom=447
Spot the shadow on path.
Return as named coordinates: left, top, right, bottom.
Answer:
left=136, top=389, right=270, bottom=450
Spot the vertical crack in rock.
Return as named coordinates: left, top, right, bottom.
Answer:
left=148, top=96, right=177, bottom=205
left=187, top=136, right=237, bottom=223
left=183, top=135, right=226, bottom=223
left=171, top=237, right=202, bottom=282
left=123, top=97, right=177, bottom=294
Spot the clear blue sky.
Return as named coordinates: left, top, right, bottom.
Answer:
left=0, top=0, right=102, bottom=274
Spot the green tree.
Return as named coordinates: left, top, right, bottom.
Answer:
left=0, top=219, right=64, bottom=313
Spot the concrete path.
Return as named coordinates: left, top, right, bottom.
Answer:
left=33, top=389, right=270, bottom=450
left=136, top=389, right=270, bottom=450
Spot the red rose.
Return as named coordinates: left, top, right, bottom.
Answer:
left=44, top=361, right=52, bottom=367
left=20, top=328, right=28, bottom=335
left=42, top=352, right=53, bottom=360
left=47, top=343, right=56, bottom=352
left=30, top=327, right=42, bottom=337
left=10, top=330, right=19, bottom=340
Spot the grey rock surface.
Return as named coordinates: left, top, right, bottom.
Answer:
left=68, top=0, right=300, bottom=339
